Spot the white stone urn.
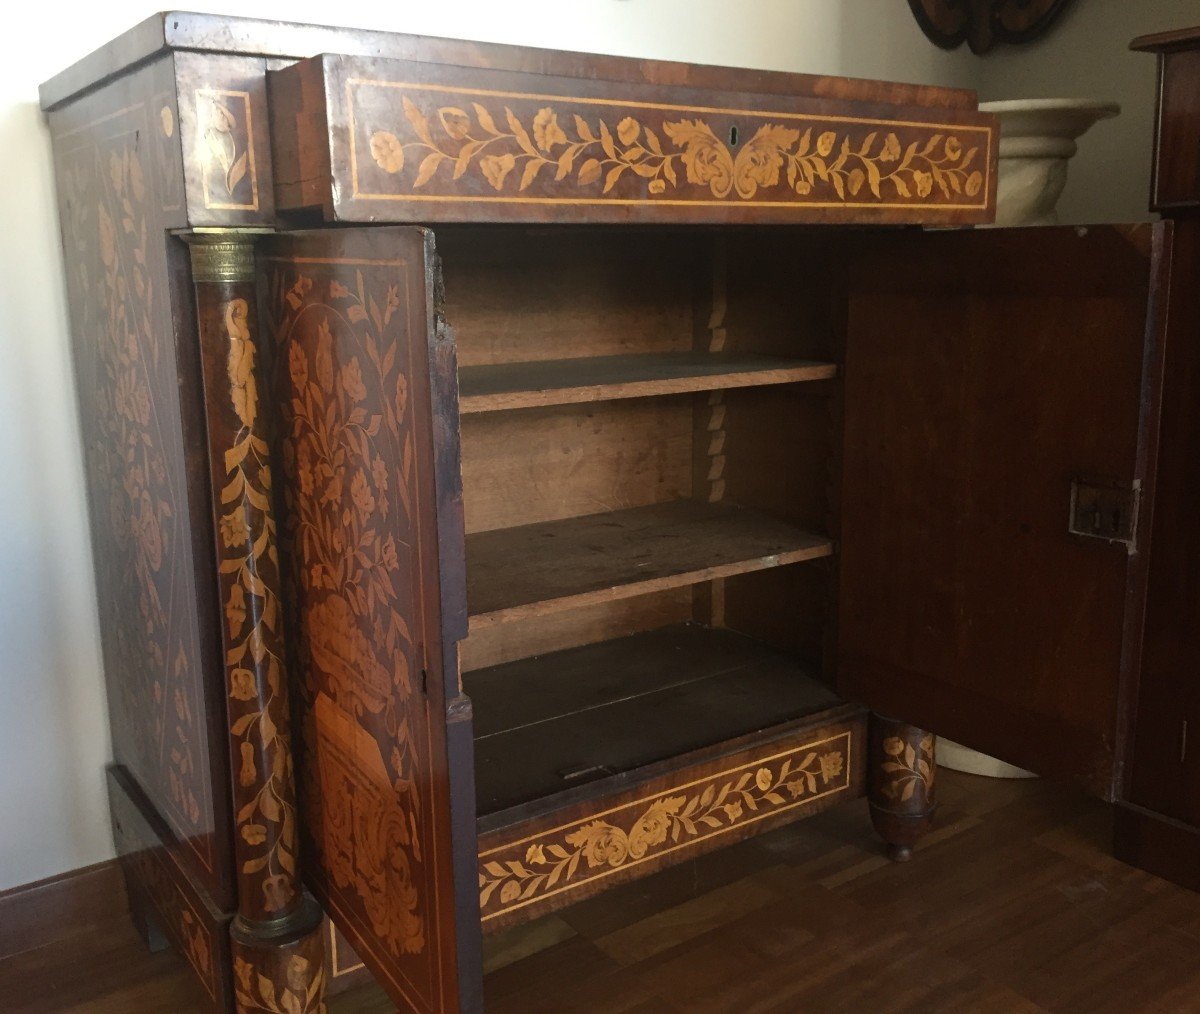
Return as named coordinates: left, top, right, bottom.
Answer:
left=979, top=98, right=1120, bottom=226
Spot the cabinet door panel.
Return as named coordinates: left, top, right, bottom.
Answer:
left=839, top=225, right=1158, bottom=798
left=260, top=227, right=480, bottom=1012
left=1129, top=219, right=1200, bottom=823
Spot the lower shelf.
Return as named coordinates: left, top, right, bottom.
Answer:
left=468, top=633, right=864, bottom=926
left=465, top=500, right=833, bottom=630
left=466, top=622, right=844, bottom=817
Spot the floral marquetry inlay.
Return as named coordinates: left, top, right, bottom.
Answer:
left=478, top=732, right=853, bottom=921
left=211, top=292, right=299, bottom=918
left=348, top=79, right=992, bottom=211
left=879, top=732, right=936, bottom=805
left=233, top=954, right=327, bottom=1014
left=264, top=240, right=451, bottom=1013
left=55, top=96, right=216, bottom=881
left=196, top=88, right=259, bottom=211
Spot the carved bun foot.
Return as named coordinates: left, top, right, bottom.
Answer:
left=230, top=894, right=327, bottom=1014
left=868, top=713, right=937, bottom=862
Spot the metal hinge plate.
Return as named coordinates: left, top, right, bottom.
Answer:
left=1069, top=478, right=1140, bottom=552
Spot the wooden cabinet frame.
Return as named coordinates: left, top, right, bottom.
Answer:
left=38, top=12, right=1197, bottom=1012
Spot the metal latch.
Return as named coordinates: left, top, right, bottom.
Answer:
left=558, top=763, right=612, bottom=782
left=1069, top=478, right=1140, bottom=551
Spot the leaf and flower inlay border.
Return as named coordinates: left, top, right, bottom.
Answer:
left=211, top=292, right=300, bottom=920
left=347, top=79, right=992, bottom=211
left=478, top=730, right=853, bottom=922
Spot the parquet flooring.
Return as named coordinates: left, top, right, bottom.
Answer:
left=4, top=770, right=1199, bottom=1012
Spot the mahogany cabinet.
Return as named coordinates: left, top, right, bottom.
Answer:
left=37, top=12, right=1192, bottom=1012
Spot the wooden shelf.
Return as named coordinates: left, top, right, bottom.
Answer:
left=458, top=352, right=837, bottom=413
left=466, top=623, right=842, bottom=815
left=466, top=499, right=833, bottom=630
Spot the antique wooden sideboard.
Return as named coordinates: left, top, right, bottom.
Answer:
left=38, top=12, right=1199, bottom=1012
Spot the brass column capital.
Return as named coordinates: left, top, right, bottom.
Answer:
left=182, top=229, right=269, bottom=283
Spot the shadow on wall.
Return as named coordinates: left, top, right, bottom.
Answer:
left=836, top=5, right=977, bottom=91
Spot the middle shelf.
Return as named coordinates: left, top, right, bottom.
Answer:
left=466, top=498, right=833, bottom=630
left=458, top=351, right=837, bottom=413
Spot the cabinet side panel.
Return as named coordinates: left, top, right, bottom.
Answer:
left=47, top=56, right=233, bottom=904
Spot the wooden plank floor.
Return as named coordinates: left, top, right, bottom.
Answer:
left=5, top=770, right=1200, bottom=1012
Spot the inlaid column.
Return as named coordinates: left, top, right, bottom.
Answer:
left=867, top=714, right=937, bottom=862
left=185, top=232, right=327, bottom=1013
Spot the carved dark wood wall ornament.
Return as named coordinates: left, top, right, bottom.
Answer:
left=908, top=0, right=1076, bottom=55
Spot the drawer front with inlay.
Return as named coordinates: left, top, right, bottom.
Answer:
left=476, top=712, right=865, bottom=931
left=270, top=54, right=996, bottom=226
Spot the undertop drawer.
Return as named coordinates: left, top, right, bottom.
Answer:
left=269, top=52, right=996, bottom=226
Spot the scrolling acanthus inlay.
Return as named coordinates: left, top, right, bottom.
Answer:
left=366, top=95, right=985, bottom=204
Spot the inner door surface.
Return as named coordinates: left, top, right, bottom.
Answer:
left=259, top=227, right=480, bottom=1012
left=839, top=224, right=1160, bottom=798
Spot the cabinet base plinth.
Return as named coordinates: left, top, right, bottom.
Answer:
left=1114, top=802, right=1200, bottom=893
left=229, top=896, right=328, bottom=1014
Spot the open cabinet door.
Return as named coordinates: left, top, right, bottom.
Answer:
left=259, top=228, right=481, bottom=1011
left=839, top=225, right=1162, bottom=799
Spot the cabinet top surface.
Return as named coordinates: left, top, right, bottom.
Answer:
left=1131, top=25, right=1200, bottom=53
left=39, top=9, right=980, bottom=113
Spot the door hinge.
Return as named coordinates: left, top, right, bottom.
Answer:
left=1069, top=478, right=1140, bottom=552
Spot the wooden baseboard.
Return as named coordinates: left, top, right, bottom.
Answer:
left=0, top=806, right=370, bottom=1003
left=0, top=858, right=125, bottom=962
left=1114, top=801, right=1200, bottom=892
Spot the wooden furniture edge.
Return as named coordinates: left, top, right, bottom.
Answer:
left=1114, top=801, right=1200, bottom=891
left=40, top=10, right=982, bottom=113
left=1131, top=26, right=1200, bottom=53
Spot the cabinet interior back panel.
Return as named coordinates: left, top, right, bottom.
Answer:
left=460, top=587, right=693, bottom=672
left=460, top=397, right=693, bottom=534
left=723, top=232, right=845, bottom=361
left=439, top=229, right=701, bottom=367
